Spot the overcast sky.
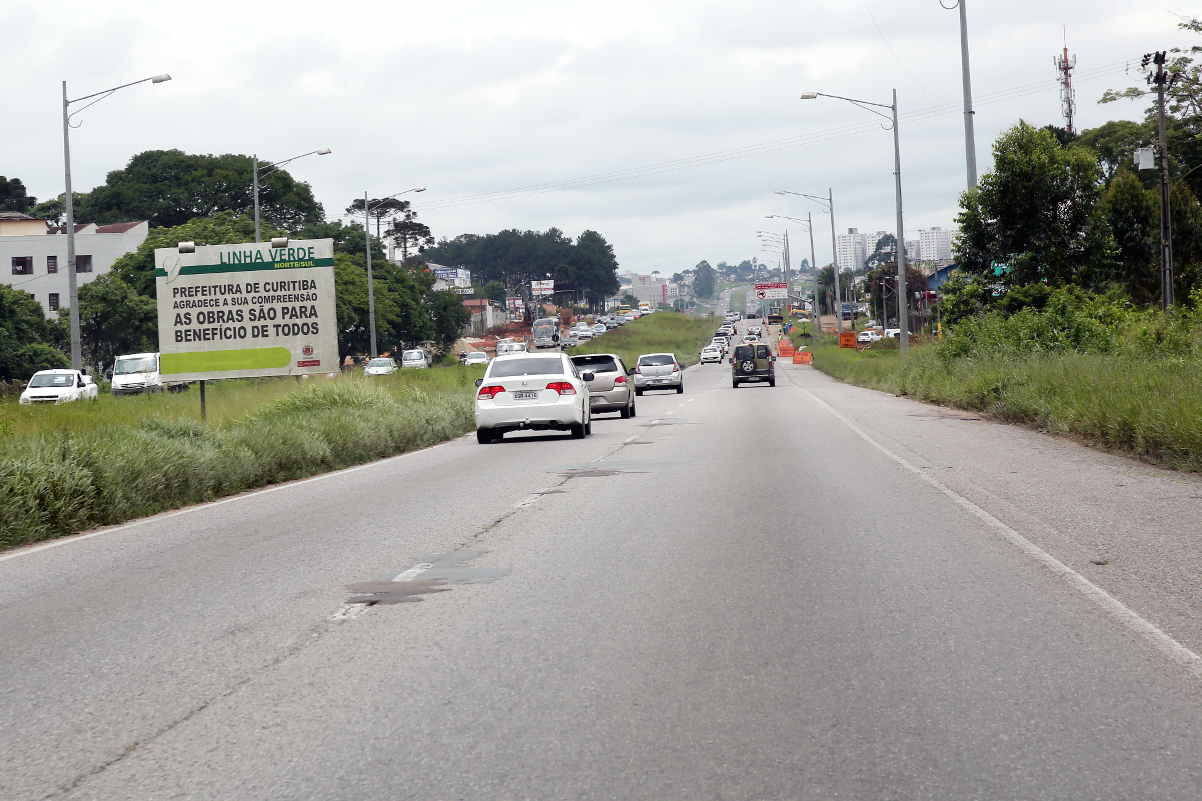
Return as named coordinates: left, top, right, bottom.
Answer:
left=2, top=1, right=1190, bottom=274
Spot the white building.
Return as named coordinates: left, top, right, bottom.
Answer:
left=0, top=213, right=149, bottom=316
left=918, top=227, right=954, bottom=262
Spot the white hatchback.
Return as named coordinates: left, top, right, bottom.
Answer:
left=474, top=353, right=593, bottom=443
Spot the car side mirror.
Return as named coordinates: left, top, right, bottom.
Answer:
left=474, top=378, right=483, bottom=387
left=581, top=372, right=595, bottom=382
left=627, top=367, right=635, bottom=375
left=728, top=357, right=734, bottom=364
left=771, top=356, right=777, bottom=362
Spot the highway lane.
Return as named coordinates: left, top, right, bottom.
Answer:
left=4, top=325, right=1202, bottom=799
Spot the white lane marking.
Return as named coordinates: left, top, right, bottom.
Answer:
left=688, top=398, right=696, bottom=402
left=624, top=434, right=639, bottom=444
left=0, top=441, right=452, bottom=565
left=391, top=563, right=435, bottom=581
left=666, top=410, right=675, bottom=415
left=799, top=387, right=1202, bottom=677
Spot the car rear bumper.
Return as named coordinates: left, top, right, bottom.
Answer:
left=476, top=400, right=585, bottom=430
left=633, top=375, right=682, bottom=388
left=587, top=386, right=632, bottom=410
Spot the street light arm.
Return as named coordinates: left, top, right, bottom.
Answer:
left=67, top=74, right=171, bottom=105
left=801, top=92, right=894, bottom=127
left=259, top=148, right=333, bottom=175
left=765, top=214, right=813, bottom=229
left=370, top=187, right=426, bottom=211
left=774, top=190, right=831, bottom=212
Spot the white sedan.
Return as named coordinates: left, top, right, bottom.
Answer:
left=474, top=353, right=593, bottom=443
left=463, top=352, right=490, bottom=365
left=700, top=347, right=723, bottom=364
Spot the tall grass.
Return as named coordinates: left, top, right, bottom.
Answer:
left=567, top=312, right=719, bottom=369
left=0, top=368, right=482, bottom=550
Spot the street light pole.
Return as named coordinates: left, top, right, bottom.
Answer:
left=950, top=0, right=979, bottom=188
left=775, top=189, right=840, bottom=336
left=766, top=213, right=822, bottom=339
left=1151, top=51, right=1174, bottom=309
left=252, top=148, right=331, bottom=243
left=800, top=91, right=908, bottom=352
left=362, top=186, right=426, bottom=357
left=61, top=73, right=171, bottom=371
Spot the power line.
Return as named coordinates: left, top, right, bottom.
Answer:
left=415, top=59, right=1137, bottom=211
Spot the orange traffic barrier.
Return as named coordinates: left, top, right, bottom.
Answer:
left=838, top=331, right=857, bottom=349
left=779, top=345, right=796, bottom=357
left=793, top=351, right=813, bottom=365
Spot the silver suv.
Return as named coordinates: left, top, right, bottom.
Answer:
left=632, top=352, right=683, bottom=395
left=570, top=353, right=636, bottom=418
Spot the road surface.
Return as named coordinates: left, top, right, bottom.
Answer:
left=4, top=318, right=1202, bottom=800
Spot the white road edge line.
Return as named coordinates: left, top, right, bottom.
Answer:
left=0, top=441, right=453, bottom=565
left=799, top=386, right=1202, bottom=678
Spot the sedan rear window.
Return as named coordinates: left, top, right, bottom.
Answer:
left=571, top=355, right=618, bottom=372
left=638, top=354, right=675, bottom=366
left=489, top=357, right=566, bottom=377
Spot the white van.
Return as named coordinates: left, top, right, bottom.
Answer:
left=400, top=348, right=432, bottom=368
left=111, top=352, right=164, bottom=395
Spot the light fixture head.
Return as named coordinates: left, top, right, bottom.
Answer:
left=177, top=241, right=195, bottom=253
left=316, top=148, right=332, bottom=155
left=271, top=236, right=289, bottom=248
left=800, top=92, right=819, bottom=100
left=413, top=187, right=427, bottom=192
left=774, top=190, right=787, bottom=194
left=151, top=74, right=172, bottom=83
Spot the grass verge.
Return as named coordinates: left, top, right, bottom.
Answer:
left=566, top=312, right=718, bottom=369
left=809, top=344, right=1202, bottom=473
left=0, top=368, right=483, bottom=550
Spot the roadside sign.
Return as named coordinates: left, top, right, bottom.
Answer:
left=839, top=332, right=857, bottom=349
left=754, top=282, right=787, bottom=300
left=531, top=280, right=555, bottom=295
left=155, top=239, right=337, bottom=381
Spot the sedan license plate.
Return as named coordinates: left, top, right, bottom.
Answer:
left=512, top=390, right=539, bottom=400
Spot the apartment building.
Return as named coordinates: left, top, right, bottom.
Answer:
left=836, top=225, right=956, bottom=270
left=0, top=213, right=149, bottom=315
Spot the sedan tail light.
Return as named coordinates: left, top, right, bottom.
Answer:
left=634, top=365, right=642, bottom=374
left=672, top=363, right=680, bottom=372
left=477, top=385, right=505, bottom=400
left=546, top=381, right=577, bottom=395
left=614, top=374, right=627, bottom=384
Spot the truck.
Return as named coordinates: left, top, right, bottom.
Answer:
left=531, top=317, right=562, bottom=349
left=110, top=352, right=187, bottom=395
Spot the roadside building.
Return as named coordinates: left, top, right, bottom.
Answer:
left=463, top=298, right=506, bottom=334
left=0, top=212, right=149, bottom=316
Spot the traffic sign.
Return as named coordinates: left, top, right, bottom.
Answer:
left=754, top=282, right=787, bottom=300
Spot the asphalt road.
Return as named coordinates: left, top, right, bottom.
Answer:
left=4, top=317, right=1202, bottom=800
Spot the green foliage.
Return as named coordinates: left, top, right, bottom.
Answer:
left=423, top=227, right=621, bottom=310
left=1096, top=167, right=1159, bottom=303
left=0, top=176, right=35, bottom=213
left=693, top=260, right=716, bottom=299
left=0, top=374, right=476, bottom=549
left=566, top=312, right=716, bottom=370
left=77, top=149, right=324, bottom=230
left=426, top=290, right=472, bottom=354
left=1077, top=120, right=1154, bottom=183
left=77, top=274, right=158, bottom=369
left=109, top=211, right=276, bottom=296
left=956, top=121, right=1105, bottom=286
left=0, top=284, right=69, bottom=381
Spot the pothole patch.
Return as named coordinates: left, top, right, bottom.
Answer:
left=340, top=550, right=511, bottom=611
left=550, top=459, right=687, bottom=478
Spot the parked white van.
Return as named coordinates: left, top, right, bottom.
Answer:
left=400, top=348, right=432, bottom=368
left=110, top=352, right=165, bottom=395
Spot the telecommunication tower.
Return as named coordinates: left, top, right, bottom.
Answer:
left=1054, top=38, right=1077, bottom=135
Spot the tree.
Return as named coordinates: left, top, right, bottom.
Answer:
left=0, top=284, right=68, bottom=381
left=345, top=197, right=409, bottom=238
left=693, top=260, right=716, bottom=299
left=864, top=262, right=926, bottom=324
left=385, top=203, right=434, bottom=260
left=76, top=274, right=158, bottom=369
left=955, top=121, right=1104, bottom=286
left=79, top=150, right=324, bottom=230
left=570, top=230, right=620, bottom=309
left=1096, top=166, right=1159, bottom=303
left=109, top=212, right=276, bottom=297
left=477, top=280, right=506, bottom=303
left=426, top=291, right=471, bottom=355
left=0, top=176, right=35, bottom=213
left=1077, top=120, right=1155, bottom=184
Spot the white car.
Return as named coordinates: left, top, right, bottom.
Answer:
left=575, top=327, right=594, bottom=340
left=401, top=348, right=432, bottom=367
left=592, top=324, right=607, bottom=336
left=20, top=369, right=99, bottom=405
left=700, top=347, right=723, bottom=364
left=474, top=353, right=593, bottom=443
left=883, top=328, right=902, bottom=338
left=364, top=357, right=397, bottom=375
left=856, top=330, right=882, bottom=344
left=463, top=352, right=490, bottom=366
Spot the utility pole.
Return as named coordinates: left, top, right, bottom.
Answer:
left=807, top=213, right=820, bottom=339
left=827, top=188, right=841, bottom=335
left=955, top=0, right=978, bottom=188
left=1151, top=51, right=1174, bottom=309
left=891, top=90, right=909, bottom=353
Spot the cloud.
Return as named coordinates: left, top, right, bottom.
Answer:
left=1, top=0, right=1181, bottom=273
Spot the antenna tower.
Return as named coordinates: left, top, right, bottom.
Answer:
left=1054, top=35, right=1077, bottom=135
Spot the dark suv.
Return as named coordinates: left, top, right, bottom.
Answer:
left=730, top=342, right=775, bottom=388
